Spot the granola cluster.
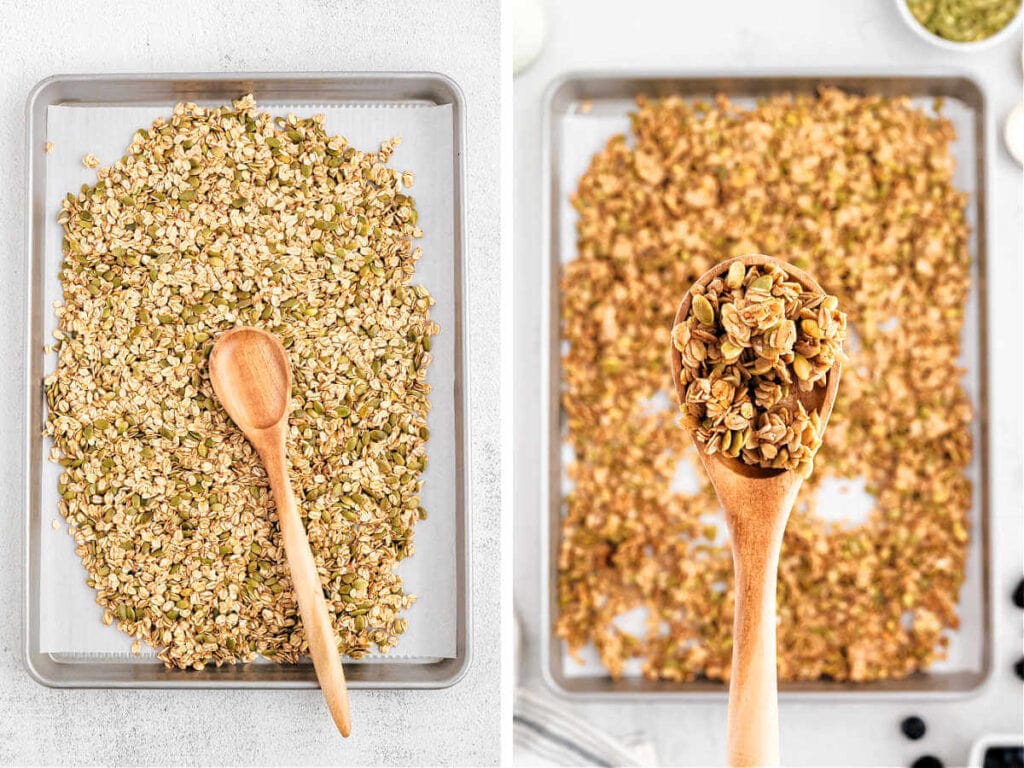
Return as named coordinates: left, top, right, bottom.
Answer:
left=673, top=261, right=846, bottom=476
left=46, top=96, right=436, bottom=669
left=558, top=90, right=972, bottom=682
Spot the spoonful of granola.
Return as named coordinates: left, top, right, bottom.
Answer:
left=669, top=254, right=845, bottom=767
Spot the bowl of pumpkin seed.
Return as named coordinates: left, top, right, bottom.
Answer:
left=896, top=0, right=1022, bottom=51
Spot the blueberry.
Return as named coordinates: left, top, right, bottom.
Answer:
left=911, top=756, right=943, bottom=768
left=1014, top=578, right=1024, bottom=609
left=901, top=716, right=927, bottom=740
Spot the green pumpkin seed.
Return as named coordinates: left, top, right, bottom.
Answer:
left=692, top=293, right=715, bottom=325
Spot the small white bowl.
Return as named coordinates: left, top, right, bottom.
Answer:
left=895, top=0, right=1023, bottom=52
left=1005, top=101, right=1024, bottom=165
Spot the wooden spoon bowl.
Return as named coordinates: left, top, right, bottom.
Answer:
left=669, top=254, right=841, bottom=767
left=670, top=254, right=841, bottom=479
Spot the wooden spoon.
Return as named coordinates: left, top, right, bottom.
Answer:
left=209, top=326, right=352, bottom=738
left=669, top=255, right=841, bottom=768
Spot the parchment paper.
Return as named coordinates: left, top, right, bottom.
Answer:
left=556, top=98, right=985, bottom=678
left=39, top=101, right=457, bottom=661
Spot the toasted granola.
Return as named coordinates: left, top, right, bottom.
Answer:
left=673, top=261, right=846, bottom=476
left=558, top=89, right=972, bottom=683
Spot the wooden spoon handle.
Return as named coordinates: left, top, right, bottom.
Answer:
left=727, top=525, right=784, bottom=767
left=262, top=437, right=352, bottom=738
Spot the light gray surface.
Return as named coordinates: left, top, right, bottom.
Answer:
left=514, top=1, right=1023, bottom=766
left=1, top=1, right=500, bottom=765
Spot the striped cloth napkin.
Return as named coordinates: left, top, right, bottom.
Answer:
left=513, top=687, right=659, bottom=766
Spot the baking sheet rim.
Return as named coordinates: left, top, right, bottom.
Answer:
left=23, top=71, right=472, bottom=689
left=539, top=70, right=994, bottom=700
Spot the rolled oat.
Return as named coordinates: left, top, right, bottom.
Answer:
left=46, top=96, right=436, bottom=670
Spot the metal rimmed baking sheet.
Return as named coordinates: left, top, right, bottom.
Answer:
left=25, top=72, right=469, bottom=688
left=541, top=73, right=992, bottom=699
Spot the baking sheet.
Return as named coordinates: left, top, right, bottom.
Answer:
left=549, top=85, right=988, bottom=691
left=38, top=101, right=456, bottom=661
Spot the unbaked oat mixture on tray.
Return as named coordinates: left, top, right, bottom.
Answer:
left=46, top=95, right=437, bottom=670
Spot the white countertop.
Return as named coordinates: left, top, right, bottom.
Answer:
left=513, top=1, right=1024, bottom=766
left=0, top=1, right=500, bottom=764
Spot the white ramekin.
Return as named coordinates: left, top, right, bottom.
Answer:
left=895, top=0, right=1023, bottom=52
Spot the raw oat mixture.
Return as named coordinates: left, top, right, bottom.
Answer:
left=558, top=89, right=972, bottom=682
left=46, top=96, right=437, bottom=669
left=673, top=261, right=846, bottom=477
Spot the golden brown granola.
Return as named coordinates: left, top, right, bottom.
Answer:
left=673, top=262, right=846, bottom=477
left=557, top=89, right=972, bottom=683
left=46, top=96, right=436, bottom=669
